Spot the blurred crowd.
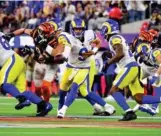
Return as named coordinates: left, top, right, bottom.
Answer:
left=0, top=0, right=161, bottom=33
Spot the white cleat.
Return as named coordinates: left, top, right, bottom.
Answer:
left=155, top=106, right=159, bottom=114
left=57, top=109, right=66, bottom=119
left=139, top=104, right=157, bottom=116
left=104, top=104, right=116, bottom=115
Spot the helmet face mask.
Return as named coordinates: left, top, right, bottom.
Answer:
left=152, top=36, right=158, bottom=43
left=70, top=18, right=86, bottom=39
left=72, top=27, right=85, bottom=39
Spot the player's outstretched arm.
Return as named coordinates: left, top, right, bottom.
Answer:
left=13, top=28, right=33, bottom=36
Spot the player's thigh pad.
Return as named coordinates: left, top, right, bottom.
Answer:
left=15, top=69, right=26, bottom=92
left=43, top=64, right=58, bottom=82
left=33, top=63, right=46, bottom=87
left=129, top=76, right=144, bottom=96
left=26, top=69, right=33, bottom=82
left=60, top=67, right=74, bottom=91
left=113, top=66, right=138, bottom=90
left=73, top=68, right=89, bottom=86
left=33, top=63, right=46, bottom=80
left=0, top=54, right=26, bottom=85
left=89, top=58, right=96, bottom=89
left=79, top=74, right=90, bottom=97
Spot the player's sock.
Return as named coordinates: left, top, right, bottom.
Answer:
left=142, top=95, right=161, bottom=104
left=112, top=91, right=131, bottom=111
left=86, top=92, right=106, bottom=106
left=2, top=83, right=21, bottom=97
left=93, top=82, right=98, bottom=93
left=64, top=83, right=79, bottom=107
left=85, top=95, right=95, bottom=105
left=22, top=91, right=42, bottom=104
left=152, top=87, right=161, bottom=109
left=42, top=86, right=51, bottom=102
left=58, top=90, right=67, bottom=110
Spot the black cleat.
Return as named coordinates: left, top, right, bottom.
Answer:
left=93, top=111, right=103, bottom=116
left=15, top=100, right=31, bottom=110
left=119, top=111, right=137, bottom=121
left=36, top=102, right=53, bottom=117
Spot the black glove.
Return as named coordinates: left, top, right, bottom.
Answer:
left=102, top=62, right=110, bottom=73
left=35, top=36, right=48, bottom=50
left=21, top=45, right=33, bottom=56
left=2, top=33, right=15, bottom=41
left=102, top=50, right=112, bottom=61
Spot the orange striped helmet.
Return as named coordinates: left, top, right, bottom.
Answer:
left=138, top=31, right=153, bottom=43
left=148, top=29, right=159, bottom=43
left=148, top=29, right=159, bottom=37
left=37, top=22, right=56, bottom=38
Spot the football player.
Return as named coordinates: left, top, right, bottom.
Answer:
left=55, top=18, right=115, bottom=118
left=104, top=33, right=161, bottom=121
left=0, top=32, right=53, bottom=116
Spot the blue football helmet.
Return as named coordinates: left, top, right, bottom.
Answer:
left=70, top=18, right=86, bottom=39
left=100, top=19, right=119, bottom=40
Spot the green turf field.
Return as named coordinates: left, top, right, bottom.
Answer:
left=0, top=97, right=160, bottom=136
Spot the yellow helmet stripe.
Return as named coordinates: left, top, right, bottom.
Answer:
left=102, top=22, right=111, bottom=34
left=49, top=21, right=58, bottom=31
left=81, top=20, right=85, bottom=27
left=71, top=20, right=76, bottom=27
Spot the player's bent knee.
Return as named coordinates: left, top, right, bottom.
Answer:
left=109, top=86, right=119, bottom=95
left=133, top=93, right=144, bottom=104
left=60, top=84, right=69, bottom=92
left=80, top=91, right=88, bottom=97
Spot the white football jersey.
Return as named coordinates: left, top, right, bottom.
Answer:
left=59, top=30, right=96, bottom=68
left=94, top=51, right=103, bottom=73
left=140, top=49, right=161, bottom=77
left=0, top=33, right=14, bottom=67
left=108, top=35, right=136, bottom=68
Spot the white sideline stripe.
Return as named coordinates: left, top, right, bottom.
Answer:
left=67, top=115, right=161, bottom=119
left=0, top=115, right=161, bottom=119
left=0, top=96, right=136, bottom=102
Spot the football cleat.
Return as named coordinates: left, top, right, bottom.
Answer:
left=119, top=111, right=137, bottom=121
left=57, top=109, right=66, bottom=118
left=139, top=105, right=157, bottom=116
left=15, top=100, right=31, bottom=110
left=104, top=104, right=116, bottom=115
left=36, top=102, right=53, bottom=117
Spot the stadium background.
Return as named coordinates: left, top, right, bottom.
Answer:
left=0, top=1, right=161, bottom=136
left=2, top=0, right=161, bottom=95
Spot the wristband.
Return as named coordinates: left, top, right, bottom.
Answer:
left=92, top=47, right=98, bottom=54
left=45, top=45, right=53, bottom=55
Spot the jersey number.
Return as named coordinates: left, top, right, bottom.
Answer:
left=0, top=37, right=11, bottom=50
left=78, top=48, right=88, bottom=61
